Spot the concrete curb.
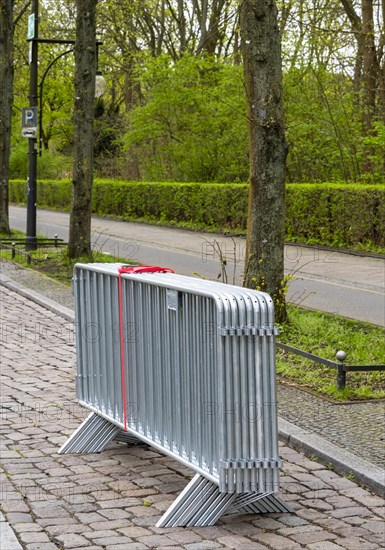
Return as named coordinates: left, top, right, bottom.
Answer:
left=0, top=273, right=74, bottom=322
left=0, top=513, right=22, bottom=550
left=279, top=418, right=385, bottom=498
left=2, top=274, right=384, bottom=499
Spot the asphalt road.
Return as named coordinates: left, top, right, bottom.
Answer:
left=9, top=205, right=385, bottom=327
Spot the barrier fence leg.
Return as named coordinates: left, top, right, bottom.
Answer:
left=157, top=475, right=294, bottom=527
left=60, top=414, right=292, bottom=525
left=58, top=412, right=141, bottom=454
left=156, top=474, right=236, bottom=527
left=227, top=493, right=293, bottom=515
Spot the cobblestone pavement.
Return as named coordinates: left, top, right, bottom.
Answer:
left=1, top=259, right=384, bottom=469
left=277, top=387, right=385, bottom=469
left=1, top=285, right=385, bottom=550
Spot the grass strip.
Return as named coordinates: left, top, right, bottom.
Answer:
left=277, top=306, right=385, bottom=400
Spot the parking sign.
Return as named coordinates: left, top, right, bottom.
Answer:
left=21, top=107, right=38, bottom=138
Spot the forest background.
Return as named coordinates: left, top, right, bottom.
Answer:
left=7, top=0, right=385, bottom=185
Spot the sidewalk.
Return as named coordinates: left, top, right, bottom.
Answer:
left=1, top=264, right=385, bottom=550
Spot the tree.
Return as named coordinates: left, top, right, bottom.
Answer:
left=124, top=54, right=248, bottom=182
left=240, top=0, right=287, bottom=322
left=67, top=0, right=96, bottom=258
left=336, top=0, right=385, bottom=175
left=0, top=0, right=15, bottom=235
left=0, top=0, right=31, bottom=235
left=339, top=0, right=383, bottom=138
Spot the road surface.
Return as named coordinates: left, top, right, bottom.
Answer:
left=8, top=205, right=385, bottom=326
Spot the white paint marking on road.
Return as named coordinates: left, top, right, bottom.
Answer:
left=293, top=275, right=385, bottom=296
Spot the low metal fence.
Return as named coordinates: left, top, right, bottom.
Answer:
left=0, top=235, right=66, bottom=264
left=276, top=342, right=385, bottom=391
left=0, top=241, right=33, bottom=263
left=59, top=263, right=291, bottom=526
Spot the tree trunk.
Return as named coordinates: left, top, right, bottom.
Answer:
left=240, top=0, right=287, bottom=322
left=361, top=0, right=378, bottom=136
left=68, top=0, right=96, bottom=259
left=340, top=1, right=385, bottom=128
left=0, top=0, right=14, bottom=236
left=205, top=0, right=226, bottom=55
left=177, top=0, right=187, bottom=52
left=123, top=55, right=141, bottom=113
left=380, top=0, right=385, bottom=124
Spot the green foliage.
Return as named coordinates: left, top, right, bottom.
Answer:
left=361, top=122, right=385, bottom=182
left=284, top=68, right=362, bottom=182
left=0, top=229, right=25, bottom=239
left=92, top=180, right=248, bottom=230
left=9, top=48, right=385, bottom=183
left=9, top=144, right=29, bottom=179
left=10, top=179, right=72, bottom=209
left=8, top=1, right=385, bottom=183
left=9, top=179, right=385, bottom=253
left=286, top=183, right=385, bottom=249
left=125, top=54, right=248, bottom=182
left=10, top=142, right=71, bottom=180
left=121, top=60, right=385, bottom=183
left=11, top=1, right=75, bottom=153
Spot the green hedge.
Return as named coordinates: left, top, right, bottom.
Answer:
left=9, top=180, right=385, bottom=250
left=285, top=184, right=385, bottom=249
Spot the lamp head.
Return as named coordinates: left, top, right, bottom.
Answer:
left=95, top=71, right=106, bottom=98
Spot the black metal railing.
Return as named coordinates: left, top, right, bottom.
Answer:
left=276, top=341, right=385, bottom=390
left=0, top=235, right=67, bottom=264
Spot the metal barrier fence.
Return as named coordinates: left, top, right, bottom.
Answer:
left=59, top=263, right=291, bottom=526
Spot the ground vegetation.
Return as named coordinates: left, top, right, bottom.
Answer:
left=4, top=0, right=385, bottom=184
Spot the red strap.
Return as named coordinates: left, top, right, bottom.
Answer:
left=118, top=265, right=174, bottom=275
left=117, top=265, right=174, bottom=431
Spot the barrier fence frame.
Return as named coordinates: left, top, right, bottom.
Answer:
left=59, top=263, right=291, bottom=526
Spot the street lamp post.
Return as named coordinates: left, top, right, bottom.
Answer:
left=26, top=0, right=39, bottom=250
left=25, top=0, right=105, bottom=250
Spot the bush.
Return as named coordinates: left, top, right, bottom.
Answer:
left=124, top=54, right=248, bottom=183
left=10, top=142, right=71, bottom=180
left=40, top=152, right=69, bottom=180
left=9, top=180, right=385, bottom=251
left=91, top=181, right=248, bottom=230
left=10, top=180, right=72, bottom=210
left=286, top=184, right=385, bottom=249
